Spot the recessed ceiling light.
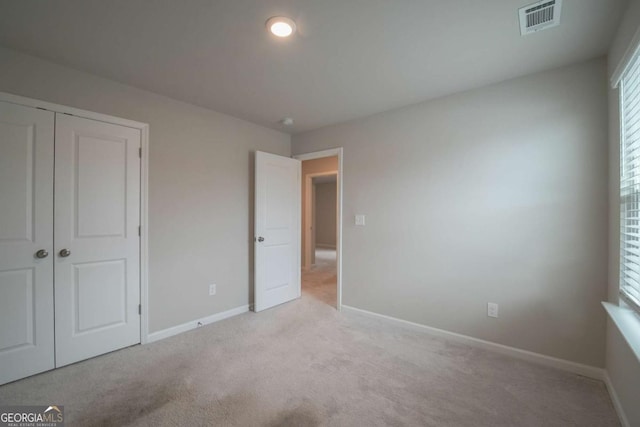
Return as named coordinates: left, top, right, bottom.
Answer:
left=266, top=16, right=296, bottom=38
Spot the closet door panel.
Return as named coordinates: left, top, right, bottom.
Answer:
left=54, top=114, right=141, bottom=367
left=0, top=102, right=55, bottom=385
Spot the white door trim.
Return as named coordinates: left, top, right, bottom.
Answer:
left=0, top=91, right=152, bottom=345
left=294, top=148, right=343, bottom=310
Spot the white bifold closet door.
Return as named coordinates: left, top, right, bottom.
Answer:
left=0, top=102, right=55, bottom=385
left=54, top=114, right=141, bottom=367
left=0, top=102, right=141, bottom=384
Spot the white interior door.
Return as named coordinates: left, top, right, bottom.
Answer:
left=0, top=102, right=55, bottom=384
left=54, top=114, right=141, bottom=367
left=254, top=151, right=301, bottom=312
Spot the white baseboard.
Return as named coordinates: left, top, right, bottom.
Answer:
left=146, top=305, right=249, bottom=343
left=603, top=371, right=630, bottom=427
left=316, top=243, right=336, bottom=249
left=341, top=305, right=604, bottom=380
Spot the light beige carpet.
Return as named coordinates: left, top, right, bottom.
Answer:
left=0, top=252, right=618, bottom=426
left=302, top=248, right=338, bottom=308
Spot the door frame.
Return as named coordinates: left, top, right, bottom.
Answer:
left=0, top=91, right=152, bottom=344
left=294, top=148, right=343, bottom=310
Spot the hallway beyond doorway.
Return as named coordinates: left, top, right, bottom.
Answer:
left=302, top=248, right=337, bottom=308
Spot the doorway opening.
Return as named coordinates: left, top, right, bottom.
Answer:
left=294, top=149, right=343, bottom=310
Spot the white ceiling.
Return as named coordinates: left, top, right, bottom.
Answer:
left=0, top=0, right=628, bottom=133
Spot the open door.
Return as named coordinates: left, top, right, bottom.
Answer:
left=254, top=151, right=301, bottom=312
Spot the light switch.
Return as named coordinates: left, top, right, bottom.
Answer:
left=355, top=214, right=365, bottom=226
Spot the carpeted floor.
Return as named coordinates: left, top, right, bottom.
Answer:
left=302, top=248, right=337, bottom=308
left=0, top=250, right=619, bottom=426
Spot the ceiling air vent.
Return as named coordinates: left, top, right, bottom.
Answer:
left=519, top=0, right=562, bottom=36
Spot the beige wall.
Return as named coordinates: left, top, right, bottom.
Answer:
left=607, top=0, right=640, bottom=425
left=315, top=181, right=337, bottom=247
left=301, top=157, right=338, bottom=267
left=293, top=58, right=609, bottom=367
left=0, top=46, right=291, bottom=333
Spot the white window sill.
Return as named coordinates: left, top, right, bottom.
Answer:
left=602, top=302, right=640, bottom=364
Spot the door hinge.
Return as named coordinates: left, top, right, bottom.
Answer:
left=139, top=147, right=142, bottom=158
left=138, top=304, right=141, bottom=315
left=138, top=226, right=141, bottom=236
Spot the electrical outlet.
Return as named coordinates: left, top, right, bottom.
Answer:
left=209, top=284, right=216, bottom=296
left=487, top=302, right=499, bottom=318
left=355, top=214, right=366, bottom=226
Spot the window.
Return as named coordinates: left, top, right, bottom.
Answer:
left=620, top=47, right=640, bottom=314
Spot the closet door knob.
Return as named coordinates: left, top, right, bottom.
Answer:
left=59, top=248, right=71, bottom=257
left=35, top=249, right=49, bottom=259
